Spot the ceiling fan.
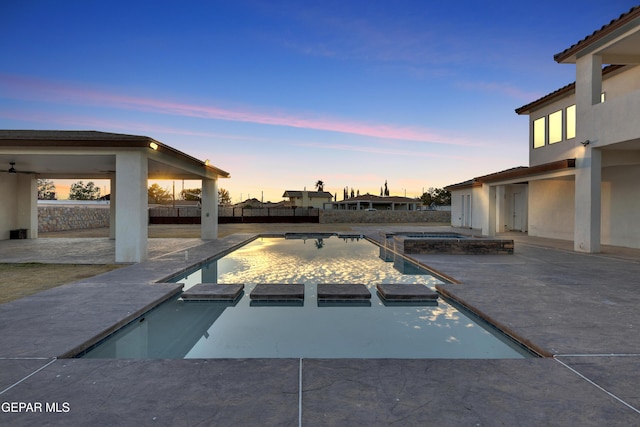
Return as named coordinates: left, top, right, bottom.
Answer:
left=5, top=162, right=36, bottom=174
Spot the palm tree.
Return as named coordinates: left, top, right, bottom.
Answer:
left=315, top=180, right=324, bottom=192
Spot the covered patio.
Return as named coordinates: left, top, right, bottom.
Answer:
left=0, top=130, right=229, bottom=262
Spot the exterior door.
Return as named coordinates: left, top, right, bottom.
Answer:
left=512, top=192, right=523, bottom=231
left=462, top=195, right=471, bottom=228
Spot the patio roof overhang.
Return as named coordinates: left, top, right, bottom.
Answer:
left=0, top=130, right=230, bottom=180
left=445, top=159, right=576, bottom=191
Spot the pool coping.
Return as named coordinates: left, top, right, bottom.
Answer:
left=2, top=227, right=640, bottom=424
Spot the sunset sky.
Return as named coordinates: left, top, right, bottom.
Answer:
left=1, top=1, right=637, bottom=202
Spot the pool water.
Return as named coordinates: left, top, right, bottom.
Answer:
left=81, top=236, right=533, bottom=359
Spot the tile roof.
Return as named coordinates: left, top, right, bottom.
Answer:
left=282, top=190, right=333, bottom=198
left=0, top=129, right=151, bottom=143
left=445, top=159, right=575, bottom=190
left=554, top=6, right=640, bottom=63
left=0, top=130, right=230, bottom=178
left=338, top=194, right=417, bottom=203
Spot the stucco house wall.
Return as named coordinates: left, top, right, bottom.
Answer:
left=527, top=178, right=574, bottom=241
left=449, top=189, right=475, bottom=228
left=528, top=93, right=578, bottom=167
left=601, top=163, right=640, bottom=247
left=0, top=175, right=17, bottom=239
left=581, top=66, right=640, bottom=150
left=0, top=174, right=37, bottom=240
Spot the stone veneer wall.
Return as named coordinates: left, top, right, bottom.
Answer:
left=320, top=210, right=450, bottom=224
left=397, top=236, right=514, bottom=255
left=38, top=206, right=110, bottom=232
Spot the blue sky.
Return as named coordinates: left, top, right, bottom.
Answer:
left=1, top=1, right=638, bottom=202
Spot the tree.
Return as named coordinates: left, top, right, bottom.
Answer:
left=180, top=187, right=231, bottom=205
left=218, top=188, right=231, bottom=205
left=181, top=188, right=202, bottom=201
left=420, top=192, right=433, bottom=207
left=69, top=181, right=100, bottom=200
left=148, top=183, right=172, bottom=204
left=315, top=180, right=324, bottom=192
left=37, top=179, right=56, bottom=200
left=421, top=187, right=452, bottom=207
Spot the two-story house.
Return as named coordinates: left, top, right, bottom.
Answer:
left=446, top=6, right=640, bottom=252
left=282, top=190, right=334, bottom=209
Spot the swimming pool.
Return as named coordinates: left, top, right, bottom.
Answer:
left=81, top=235, right=533, bottom=359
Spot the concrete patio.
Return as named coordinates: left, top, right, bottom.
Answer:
left=1, top=226, right=640, bottom=425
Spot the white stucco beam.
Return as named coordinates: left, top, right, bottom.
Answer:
left=147, top=150, right=229, bottom=180
left=1, top=145, right=229, bottom=181
left=482, top=169, right=576, bottom=188
left=600, top=54, right=640, bottom=64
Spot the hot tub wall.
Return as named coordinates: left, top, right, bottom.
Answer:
left=394, top=236, right=514, bottom=255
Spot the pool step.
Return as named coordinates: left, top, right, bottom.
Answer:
left=181, top=283, right=244, bottom=301
left=317, top=283, right=370, bottom=300
left=376, top=283, right=439, bottom=301
left=250, top=284, right=305, bottom=301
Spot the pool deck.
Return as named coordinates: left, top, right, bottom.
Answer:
left=1, top=226, right=640, bottom=425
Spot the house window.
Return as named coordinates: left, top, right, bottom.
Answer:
left=566, top=105, right=576, bottom=139
left=533, top=117, right=546, bottom=148
left=548, top=110, right=562, bottom=144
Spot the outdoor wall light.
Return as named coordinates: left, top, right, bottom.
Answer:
left=580, top=140, right=590, bottom=147
left=149, top=142, right=159, bottom=150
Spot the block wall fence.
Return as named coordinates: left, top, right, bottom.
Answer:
left=37, top=206, right=451, bottom=232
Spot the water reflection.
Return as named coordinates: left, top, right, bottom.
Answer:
left=176, top=237, right=442, bottom=291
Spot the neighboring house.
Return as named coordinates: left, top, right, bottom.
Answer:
left=446, top=6, right=640, bottom=252
left=229, top=198, right=288, bottom=209
left=329, top=194, right=419, bottom=211
left=282, top=190, right=333, bottom=209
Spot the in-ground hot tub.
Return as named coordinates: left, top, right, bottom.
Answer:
left=383, top=232, right=514, bottom=255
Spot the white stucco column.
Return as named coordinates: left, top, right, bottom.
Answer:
left=115, top=152, right=148, bottom=262
left=16, top=174, right=38, bottom=239
left=574, top=147, right=601, bottom=253
left=201, top=178, right=218, bottom=240
left=109, top=175, right=116, bottom=239
left=495, top=186, right=506, bottom=233
left=574, top=54, right=602, bottom=253
left=478, top=184, right=495, bottom=236
left=487, top=186, right=496, bottom=236
left=576, top=54, right=602, bottom=108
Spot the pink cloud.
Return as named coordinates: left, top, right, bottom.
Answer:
left=1, top=74, right=479, bottom=146
left=0, top=108, right=268, bottom=142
